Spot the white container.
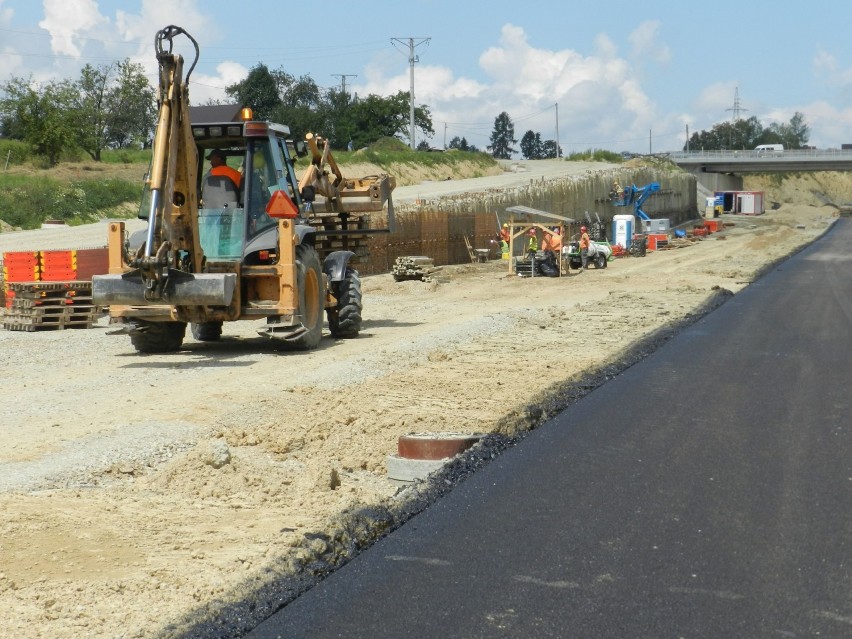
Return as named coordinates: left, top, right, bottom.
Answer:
left=612, top=214, right=635, bottom=248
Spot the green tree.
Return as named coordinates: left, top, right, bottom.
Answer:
left=271, top=74, right=327, bottom=142
left=225, top=63, right=282, bottom=120
left=489, top=112, right=516, bottom=159
left=520, top=129, right=543, bottom=159
left=107, top=60, right=156, bottom=149
left=768, top=111, right=810, bottom=149
left=323, top=87, right=354, bottom=149
left=0, top=76, right=78, bottom=165
left=685, top=113, right=810, bottom=151
left=541, top=139, right=561, bottom=158
left=76, top=60, right=156, bottom=160
left=346, top=91, right=433, bottom=149
left=448, top=136, right=468, bottom=150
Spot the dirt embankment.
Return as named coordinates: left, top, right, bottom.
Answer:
left=0, top=166, right=842, bottom=638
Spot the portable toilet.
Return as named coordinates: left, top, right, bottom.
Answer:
left=705, top=197, right=716, bottom=218
left=612, top=214, right=635, bottom=248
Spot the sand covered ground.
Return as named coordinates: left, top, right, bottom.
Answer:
left=0, top=164, right=845, bottom=637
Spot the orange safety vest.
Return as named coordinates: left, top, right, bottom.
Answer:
left=579, top=232, right=590, bottom=250
left=542, top=233, right=562, bottom=252
left=211, top=165, right=242, bottom=190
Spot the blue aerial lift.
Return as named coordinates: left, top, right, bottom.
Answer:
left=610, top=182, right=660, bottom=223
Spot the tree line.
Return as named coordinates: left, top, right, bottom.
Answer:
left=1, top=60, right=156, bottom=165
left=685, top=112, right=810, bottom=151
left=487, top=111, right=562, bottom=160
left=0, top=57, right=557, bottom=165
left=224, top=63, right=435, bottom=151
left=1, top=54, right=811, bottom=166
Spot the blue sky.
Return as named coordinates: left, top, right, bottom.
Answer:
left=2, top=0, right=852, bottom=153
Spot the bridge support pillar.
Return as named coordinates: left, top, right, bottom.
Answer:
left=692, top=170, right=743, bottom=193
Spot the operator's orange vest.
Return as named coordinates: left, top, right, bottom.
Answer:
left=211, top=165, right=242, bottom=190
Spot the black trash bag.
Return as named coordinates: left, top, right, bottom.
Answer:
left=536, top=250, right=559, bottom=277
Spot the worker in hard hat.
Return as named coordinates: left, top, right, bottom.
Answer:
left=579, top=225, right=591, bottom=270
left=526, top=228, right=538, bottom=254
left=496, top=223, right=510, bottom=258
left=541, top=227, right=562, bottom=253
left=499, top=223, right=511, bottom=244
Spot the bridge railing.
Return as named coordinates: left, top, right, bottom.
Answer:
left=669, top=149, right=852, bottom=161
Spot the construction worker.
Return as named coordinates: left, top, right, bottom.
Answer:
left=205, top=149, right=242, bottom=191
left=499, top=223, right=511, bottom=244
left=527, top=228, right=538, bottom=254
left=579, top=225, right=591, bottom=270
left=541, top=227, right=562, bottom=253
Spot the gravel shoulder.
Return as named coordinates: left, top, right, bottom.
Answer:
left=0, top=163, right=840, bottom=637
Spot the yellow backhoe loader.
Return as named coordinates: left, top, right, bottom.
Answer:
left=92, top=26, right=395, bottom=353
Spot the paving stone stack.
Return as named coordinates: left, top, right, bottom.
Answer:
left=391, top=255, right=440, bottom=282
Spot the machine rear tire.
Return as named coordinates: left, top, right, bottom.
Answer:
left=191, top=321, right=223, bottom=341
left=327, top=268, right=362, bottom=338
left=129, top=321, right=186, bottom=353
left=595, top=254, right=608, bottom=269
left=290, top=244, right=323, bottom=350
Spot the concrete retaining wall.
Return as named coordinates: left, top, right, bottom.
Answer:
left=359, top=168, right=697, bottom=275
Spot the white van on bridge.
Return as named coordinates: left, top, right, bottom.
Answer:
left=755, top=144, right=784, bottom=153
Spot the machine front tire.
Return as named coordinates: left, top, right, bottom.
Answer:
left=191, top=321, right=223, bottom=341
left=327, top=269, right=363, bottom=339
left=129, top=321, right=187, bottom=353
left=595, top=254, right=608, bottom=269
left=290, top=244, right=324, bottom=350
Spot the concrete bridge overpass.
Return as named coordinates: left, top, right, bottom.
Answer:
left=670, top=149, right=852, bottom=191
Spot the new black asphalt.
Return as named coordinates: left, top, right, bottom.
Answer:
left=247, top=220, right=852, bottom=638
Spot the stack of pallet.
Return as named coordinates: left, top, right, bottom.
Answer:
left=2, top=281, right=100, bottom=331
left=1, top=248, right=108, bottom=331
left=391, top=255, right=439, bottom=282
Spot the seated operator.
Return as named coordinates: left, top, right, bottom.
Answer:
left=201, top=149, right=242, bottom=209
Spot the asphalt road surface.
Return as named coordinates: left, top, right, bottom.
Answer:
left=246, top=220, right=852, bottom=639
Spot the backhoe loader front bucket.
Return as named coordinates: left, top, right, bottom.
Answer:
left=93, top=270, right=237, bottom=307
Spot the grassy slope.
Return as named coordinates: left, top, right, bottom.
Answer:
left=0, top=148, right=503, bottom=231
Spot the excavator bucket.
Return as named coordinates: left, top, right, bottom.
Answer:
left=93, top=270, right=237, bottom=306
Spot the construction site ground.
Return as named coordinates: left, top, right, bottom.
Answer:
left=0, top=163, right=846, bottom=638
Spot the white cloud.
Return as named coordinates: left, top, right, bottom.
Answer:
left=0, top=0, right=13, bottom=26
left=0, top=2, right=21, bottom=78
left=628, top=20, right=671, bottom=64
left=190, top=61, right=249, bottom=105
left=813, top=49, right=852, bottom=87
left=350, top=23, right=664, bottom=151
left=691, top=81, right=740, bottom=121
left=38, top=0, right=108, bottom=57
left=789, top=101, right=852, bottom=148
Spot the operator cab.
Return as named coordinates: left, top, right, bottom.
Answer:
left=193, top=115, right=304, bottom=264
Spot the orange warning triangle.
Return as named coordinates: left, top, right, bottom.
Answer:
left=266, top=190, right=299, bottom=218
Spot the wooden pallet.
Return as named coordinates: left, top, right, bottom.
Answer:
left=1, top=281, right=101, bottom=331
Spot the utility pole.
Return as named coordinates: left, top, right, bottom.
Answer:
left=444, top=122, right=448, bottom=150
left=554, top=102, right=560, bottom=158
left=332, top=74, right=358, bottom=97
left=391, top=37, right=430, bottom=150
left=649, top=129, right=652, bottom=155
left=686, top=124, right=689, bottom=152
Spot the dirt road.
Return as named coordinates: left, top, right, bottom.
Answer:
left=0, top=166, right=841, bottom=637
